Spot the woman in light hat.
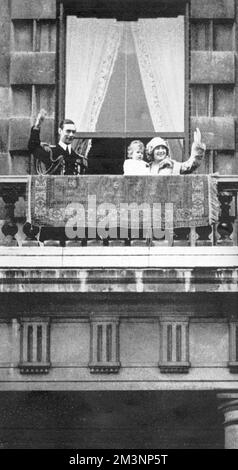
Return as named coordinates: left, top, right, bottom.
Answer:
left=146, top=128, right=206, bottom=175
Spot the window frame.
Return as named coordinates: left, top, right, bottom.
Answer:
left=56, top=0, right=190, bottom=159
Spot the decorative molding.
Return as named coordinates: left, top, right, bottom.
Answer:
left=159, top=318, right=190, bottom=373
left=19, top=363, right=50, bottom=374
left=159, top=363, right=190, bottom=374
left=89, top=316, right=120, bottom=374
left=89, top=364, right=120, bottom=374
left=0, top=265, right=237, bottom=294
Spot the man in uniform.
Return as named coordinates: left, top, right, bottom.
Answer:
left=28, top=109, right=87, bottom=175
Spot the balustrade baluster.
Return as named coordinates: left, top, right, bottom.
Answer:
left=43, top=240, right=61, bottom=247
left=41, top=227, right=65, bottom=246
left=0, top=185, right=19, bottom=246
left=173, top=228, right=190, bottom=246
left=86, top=239, right=105, bottom=247
left=196, top=226, right=213, bottom=246
left=189, top=227, right=198, bottom=247
left=108, top=240, right=127, bottom=247
left=65, top=240, right=84, bottom=246
left=22, top=222, right=40, bottom=247
left=216, top=191, right=234, bottom=246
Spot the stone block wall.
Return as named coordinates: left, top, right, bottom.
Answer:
left=0, top=292, right=237, bottom=389
left=0, top=0, right=56, bottom=174
left=190, top=0, right=238, bottom=174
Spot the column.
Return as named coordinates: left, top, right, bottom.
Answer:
left=217, top=393, right=238, bottom=449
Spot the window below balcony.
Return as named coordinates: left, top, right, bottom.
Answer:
left=19, top=318, right=51, bottom=374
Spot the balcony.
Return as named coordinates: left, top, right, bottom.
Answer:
left=0, top=175, right=237, bottom=294
left=0, top=175, right=238, bottom=247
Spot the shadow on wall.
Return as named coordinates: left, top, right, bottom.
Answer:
left=0, top=391, right=223, bottom=449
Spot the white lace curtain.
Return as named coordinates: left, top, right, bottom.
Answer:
left=131, top=17, right=184, bottom=132
left=65, top=17, right=123, bottom=131
left=65, top=17, right=184, bottom=133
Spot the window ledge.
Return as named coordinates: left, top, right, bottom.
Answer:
left=19, top=362, right=51, bottom=374
left=159, top=362, right=190, bottom=374
left=89, top=362, right=121, bottom=374
left=228, top=362, right=238, bottom=373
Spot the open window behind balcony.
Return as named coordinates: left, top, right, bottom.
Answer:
left=66, top=16, right=184, bottom=134
left=64, top=12, right=186, bottom=172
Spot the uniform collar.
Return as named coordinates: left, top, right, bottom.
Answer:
left=59, top=142, right=71, bottom=154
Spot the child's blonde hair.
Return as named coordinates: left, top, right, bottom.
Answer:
left=127, top=140, right=145, bottom=159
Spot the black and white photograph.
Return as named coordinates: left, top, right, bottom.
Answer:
left=0, top=0, right=237, bottom=456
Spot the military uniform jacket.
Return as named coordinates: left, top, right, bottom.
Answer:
left=28, top=127, right=86, bottom=175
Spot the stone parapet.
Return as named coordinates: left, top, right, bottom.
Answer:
left=0, top=247, right=237, bottom=293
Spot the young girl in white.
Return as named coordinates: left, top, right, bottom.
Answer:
left=123, top=140, right=149, bottom=175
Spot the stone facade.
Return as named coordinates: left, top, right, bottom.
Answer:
left=0, top=0, right=56, bottom=174
left=0, top=0, right=238, bottom=449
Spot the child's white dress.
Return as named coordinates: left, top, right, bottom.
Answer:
left=123, top=160, right=149, bottom=175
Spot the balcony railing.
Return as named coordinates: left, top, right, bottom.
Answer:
left=0, top=175, right=237, bottom=247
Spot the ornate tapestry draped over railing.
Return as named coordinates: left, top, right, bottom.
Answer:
left=27, top=175, right=219, bottom=230
left=0, top=175, right=237, bottom=247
